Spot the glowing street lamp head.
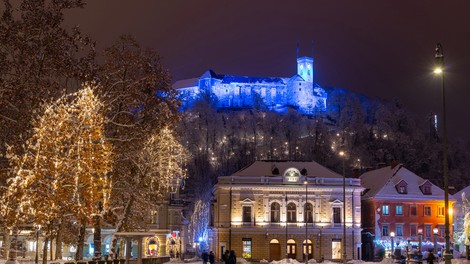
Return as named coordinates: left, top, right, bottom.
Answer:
left=390, top=232, right=395, bottom=238
left=198, top=237, right=203, bottom=242
left=433, top=227, right=439, bottom=234
left=434, top=67, right=443, bottom=74
left=339, top=150, right=345, bottom=157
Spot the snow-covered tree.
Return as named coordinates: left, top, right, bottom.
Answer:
left=1, top=86, right=112, bottom=263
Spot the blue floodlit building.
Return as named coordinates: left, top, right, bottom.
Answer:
left=174, top=56, right=327, bottom=115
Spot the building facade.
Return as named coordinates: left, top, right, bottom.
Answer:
left=360, top=163, right=455, bottom=260
left=174, top=56, right=327, bottom=115
left=209, top=161, right=364, bottom=262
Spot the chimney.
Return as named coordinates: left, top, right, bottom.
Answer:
left=391, top=159, right=399, bottom=169
left=378, top=162, right=387, bottom=169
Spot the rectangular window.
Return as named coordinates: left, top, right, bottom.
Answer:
left=242, top=238, right=252, bottom=259
left=425, top=225, right=432, bottom=238
left=396, top=205, right=403, bottom=215
left=438, top=206, right=445, bottom=216
left=439, top=226, right=445, bottom=237
left=396, top=224, right=403, bottom=237
left=261, top=88, right=266, bottom=97
left=410, top=205, right=417, bottom=216
left=242, top=206, right=252, bottom=223
left=424, top=206, right=431, bottom=216
left=150, top=210, right=158, bottom=224
left=410, top=224, right=417, bottom=237
left=382, top=225, right=389, bottom=236
left=382, top=205, right=389, bottom=215
left=271, top=88, right=276, bottom=98
left=333, top=207, right=341, bottom=223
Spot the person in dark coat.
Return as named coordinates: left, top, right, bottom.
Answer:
left=223, top=249, right=230, bottom=264
left=427, top=249, right=436, bottom=264
left=228, top=250, right=236, bottom=264
left=202, top=251, right=209, bottom=264
left=209, top=251, right=215, bottom=264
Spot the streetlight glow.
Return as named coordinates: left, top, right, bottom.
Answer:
left=434, top=67, right=443, bottom=74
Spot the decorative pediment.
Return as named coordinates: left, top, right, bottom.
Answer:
left=329, top=199, right=344, bottom=205
left=240, top=198, right=254, bottom=204
left=395, top=179, right=408, bottom=194
left=419, top=180, right=432, bottom=195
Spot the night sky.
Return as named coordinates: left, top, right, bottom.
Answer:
left=65, top=1, right=470, bottom=139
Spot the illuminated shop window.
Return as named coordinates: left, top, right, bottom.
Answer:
left=242, top=238, right=252, bottom=259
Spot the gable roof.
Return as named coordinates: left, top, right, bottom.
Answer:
left=231, top=160, right=342, bottom=178
left=455, top=185, right=470, bottom=203
left=360, top=165, right=453, bottom=201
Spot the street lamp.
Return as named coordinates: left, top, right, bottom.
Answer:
left=434, top=43, right=451, bottom=264
left=339, top=148, right=347, bottom=264
left=433, top=228, right=439, bottom=254
left=304, top=176, right=309, bottom=264
left=418, top=228, right=423, bottom=262
left=35, top=225, right=41, bottom=264
left=391, top=232, right=395, bottom=258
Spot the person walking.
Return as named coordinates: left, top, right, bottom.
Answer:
left=228, top=250, right=236, bottom=264
left=202, top=251, right=209, bottom=264
left=209, top=251, right=215, bottom=264
left=223, top=249, right=230, bottom=264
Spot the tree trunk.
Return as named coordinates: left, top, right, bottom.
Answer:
left=42, top=236, right=48, bottom=264
left=3, top=228, right=10, bottom=259
left=50, top=237, right=53, bottom=260
left=8, top=227, right=18, bottom=261
left=75, top=222, right=86, bottom=261
left=110, top=191, right=136, bottom=259
left=55, top=220, right=63, bottom=260
left=93, top=214, right=102, bottom=260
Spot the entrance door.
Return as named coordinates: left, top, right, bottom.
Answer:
left=303, top=239, right=313, bottom=260
left=269, top=239, right=281, bottom=261
left=287, top=239, right=297, bottom=259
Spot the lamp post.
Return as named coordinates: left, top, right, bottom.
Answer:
left=391, top=232, right=395, bottom=259
left=339, top=148, right=347, bottom=264
left=304, top=176, right=309, bottom=264
left=434, top=42, right=451, bottom=264
left=35, top=225, right=41, bottom=264
left=433, top=228, right=439, bottom=254
left=418, top=228, right=423, bottom=262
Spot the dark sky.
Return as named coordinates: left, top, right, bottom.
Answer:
left=65, top=1, right=470, bottom=140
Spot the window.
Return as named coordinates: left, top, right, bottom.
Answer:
left=396, top=224, right=403, bottom=237
left=261, top=88, right=266, bottom=97
left=150, top=210, right=158, bottom=224
left=304, top=203, right=313, bottom=223
left=399, top=186, right=407, bottom=194
left=242, top=206, right=252, bottom=223
left=382, top=205, right=389, bottom=215
left=270, top=88, right=276, bottom=98
left=287, top=203, right=297, bottom=223
left=396, top=205, right=403, bottom=215
left=425, top=225, right=432, bottom=238
left=333, top=207, right=341, bottom=223
left=242, top=238, right=252, bottom=259
left=382, top=225, right=389, bottom=236
left=438, top=206, right=445, bottom=216
left=271, top=202, right=280, bottom=223
left=424, top=206, right=431, bottom=216
left=410, top=224, right=417, bottom=237
left=410, top=205, right=417, bottom=216
left=439, top=226, right=445, bottom=237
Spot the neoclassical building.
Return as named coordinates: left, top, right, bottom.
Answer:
left=209, top=161, right=364, bottom=261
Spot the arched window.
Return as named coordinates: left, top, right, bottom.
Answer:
left=271, top=202, right=280, bottom=222
left=287, top=203, right=297, bottom=223
left=304, top=203, right=313, bottom=223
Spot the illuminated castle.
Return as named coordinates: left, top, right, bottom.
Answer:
left=174, top=56, right=327, bottom=115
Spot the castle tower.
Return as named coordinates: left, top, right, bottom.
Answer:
left=297, top=56, right=314, bottom=82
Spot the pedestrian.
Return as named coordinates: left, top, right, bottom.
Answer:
left=228, top=250, right=236, bottom=264
left=209, top=251, right=215, bottom=264
left=427, top=249, right=436, bottom=264
left=223, top=249, right=230, bottom=264
left=202, top=251, right=209, bottom=264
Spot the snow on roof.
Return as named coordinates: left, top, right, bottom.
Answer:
left=360, top=165, right=453, bottom=201
left=173, top=78, right=199, bottom=89
left=454, top=185, right=470, bottom=203
left=231, top=160, right=342, bottom=178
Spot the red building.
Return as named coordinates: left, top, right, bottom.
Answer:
left=360, top=163, right=455, bottom=260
